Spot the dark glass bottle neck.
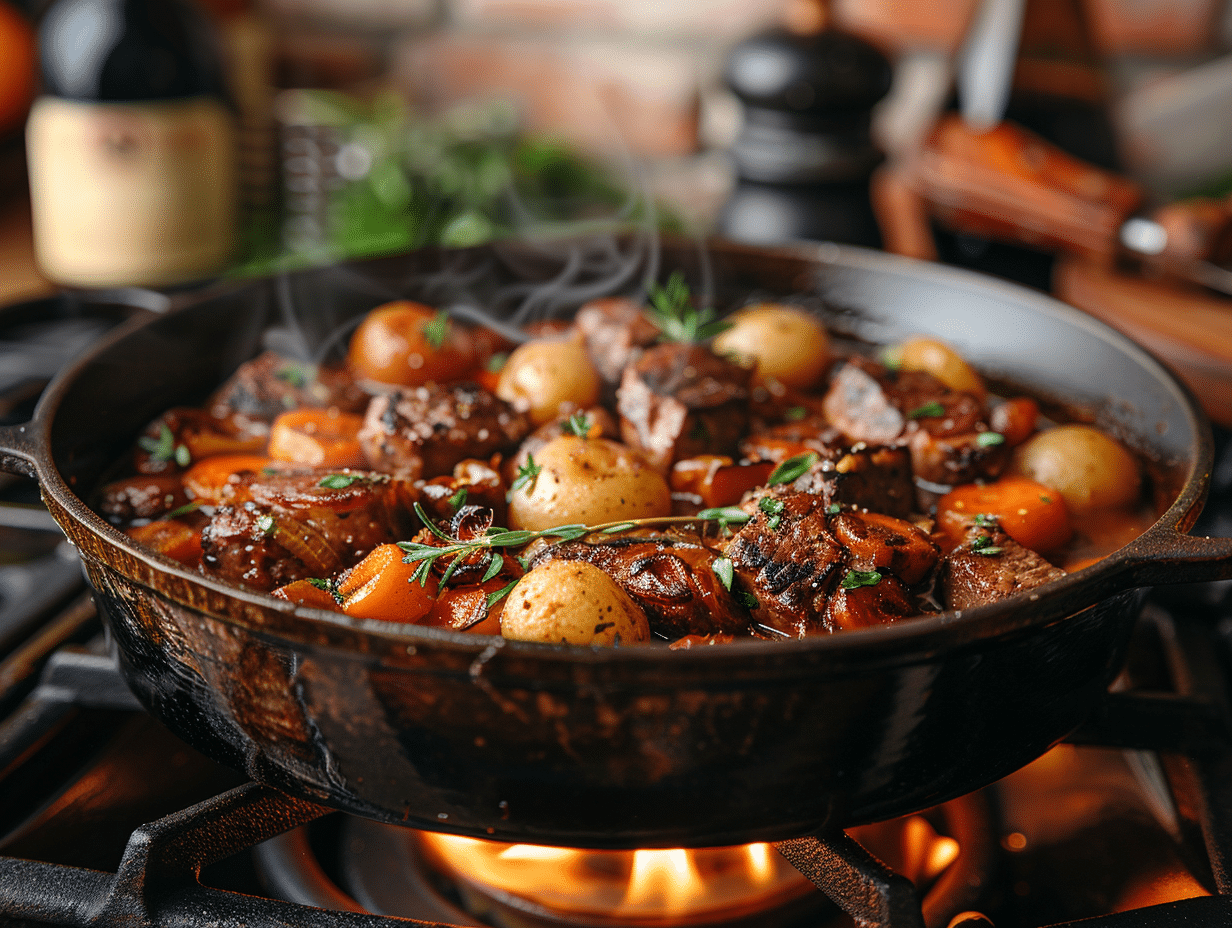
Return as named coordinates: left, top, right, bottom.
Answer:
left=38, top=0, right=228, bottom=102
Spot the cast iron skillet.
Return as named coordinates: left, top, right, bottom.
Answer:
left=1, top=239, right=1230, bottom=850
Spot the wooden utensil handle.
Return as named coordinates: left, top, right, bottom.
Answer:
left=911, top=114, right=1142, bottom=260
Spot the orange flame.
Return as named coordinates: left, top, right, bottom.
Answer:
left=416, top=834, right=815, bottom=923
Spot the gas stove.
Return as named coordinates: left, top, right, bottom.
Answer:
left=1, top=293, right=1232, bottom=928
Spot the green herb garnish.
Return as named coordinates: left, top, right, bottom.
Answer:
left=908, top=401, right=946, bottom=419
left=759, top=496, right=785, bottom=530
left=841, top=569, right=882, bottom=590
left=563, top=412, right=593, bottom=438
left=274, top=363, right=312, bottom=389
left=256, top=514, right=276, bottom=536
left=400, top=504, right=761, bottom=590
left=976, top=431, right=1006, bottom=447
left=645, top=271, right=730, bottom=343
left=784, top=406, right=807, bottom=422
left=138, top=424, right=176, bottom=462
left=448, top=487, right=468, bottom=511
left=735, top=591, right=759, bottom=609
left=827, top=503, right=841, bottom=515
left=767, top=452, right=819, bottom=487
left=166, top=500, right=202, bottom=519
left=423, top=309, right=450, bottom=350
left=972, top=535, right=1004, bottom=556
left=696, top=506, right=752, bottom=532
left=486, top=352, right=508, bottom=373
left=307, top=577, right=344, bottom=605
left=319, top=473, right=364, bottom=489
left=712, top=557, right=734, bottom=591
left=486, top=578, right=520, bottom=611
left=508, top=454, right=542, bottom=498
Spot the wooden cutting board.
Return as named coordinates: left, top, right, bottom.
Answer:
left=1054, top=254, right=1232, bottom=428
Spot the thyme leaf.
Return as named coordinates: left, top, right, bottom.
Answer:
left=767, top=452, right=819, bottom=487
left=563, top=412, right=593, bottom=438
left=908, top=401, right=946, bottom=419
left=841, top=569, right=882, bottom=590
left=320, top=473, right=364, bottom=489
left=645, top=271, right=731, bottom=343
left=423, top=309, right=450, bottom=350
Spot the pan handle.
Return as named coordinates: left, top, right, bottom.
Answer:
left=0, top=422, right=41, bottom=481
left=1120, top=527, right=1232, bottom=586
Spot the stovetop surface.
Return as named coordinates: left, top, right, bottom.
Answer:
left=1, top=288, right=1231, bottom=928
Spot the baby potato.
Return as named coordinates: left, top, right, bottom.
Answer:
left=711, top=303, right=830, bottom=389
left=508, top=435, right=671, bottom=531
left=501, top=560, right=650, bottom=646
left=1010, top=424, right=1141, bottom=514
left=891, top=336, right=985, bottom=398
left=496, top=339, right=601, bottom=427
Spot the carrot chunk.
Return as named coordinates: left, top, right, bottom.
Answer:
left=126, top=520, right=204, bottom=566
left=182, top=454, right=272, bottom=504
left=339, top=543, right=437, bottom=623
left=938, top=476, right=1072, bottom=553
left=272, top=579, right=343, bottom=612
left=268, top=408, right=366, bottom=469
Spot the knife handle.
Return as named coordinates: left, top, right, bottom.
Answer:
left=910, top=114, right=1142, bottom=260
left=1148, top=196, right=1232, bottom=266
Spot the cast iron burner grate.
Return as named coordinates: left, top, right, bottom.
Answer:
left=3, top=591, right=1232, bottom=928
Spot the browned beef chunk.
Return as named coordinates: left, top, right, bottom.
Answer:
left=575, top=297, right=660, bottom=388
left=200, top=471, right=419, bottom=590
left=98, top=473, right=191, bottom=523
left=532, top=532, right=754, bottom=641
left=787, top=446, right=917, bottom=518
left=725, top=492, right=938, bottom=636
left=941, top=519, right=1066, bottom=610
left=617, top=343, right=752, bottom=470
left=724, top=491, right=843, bottom=637
left=418, top=458, right=508, bottom=526
left=821, top=356, right=1007, bottom=490
left=208, top=351, right=368, bottom=423
left=826, top=576, right=922, bottom=631
left=358, top=383, right=529, bottom=480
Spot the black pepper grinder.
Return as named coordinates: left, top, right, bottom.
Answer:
left=718, top=20, right=891, bottom=247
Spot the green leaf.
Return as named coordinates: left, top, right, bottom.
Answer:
left=411, top=557, right=434, bottom=586
left=563, top=412, right=593, bottom=438
left=735, top=590, right=759, bottom=609
left=422, top=309, right=450, bottom=350
left=414, top=502, right=455, bottom=541
left=274, top=363, right=312, bottom=389
left=767, top=452, right=819, bottom=486
left=827, top=503, right=841, bottom=515
left=481, top=553, right=504, bottom=582
left=508, top=454, right=542, bottom=496
left=174, top=444, right=192, bottom=468
left=645, top=271, right=731, bottom=343
left=166, top=500, right=202, bottom=519
left=712, top=557, right=734, bottom=591
left=486, top=578, right=519, bottom=611
left=488, top=530, right=537, bottom=547
left=256, top=514, right=276, bottom=536
left=908, top=401, right=946, bottom=419
left=784, top=406, right=807, bottom=422
left=138, top=423, right=176, bottom=461
left=841, top=569, right=882, bottom=590
left=976, top=431, right=1006, bottom=447
left=486, top=352, right=508, bottom=373
left=543, top=524, right=589, bottom=541
left=601, top=522, right=636, bottom=534
left=448, top=487, right=468, bottom=511
left=972, top=535, right=1003, bottom=556
left=320, top=473, right=364, bottom=489
left=758, top=497, right=785, bottom=516
left=697, top=506, right=752, bottom=528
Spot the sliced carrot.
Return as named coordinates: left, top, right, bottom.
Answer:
left=671, top=456, right=775, bottom=507
left=420, top=580, right=506, bottom=635
left=126, top=520, right=204, bottom=566
left=182, top=454, right=272, bottom=504
left=271, top=579, right=343, bottom=612
left=339, top=543, right=437, bottom=623
left=180, top=427, right=267, bottom=461
left=268, top=408, right=366, bottom=469
left=938, top=476, right=1072, bottom=553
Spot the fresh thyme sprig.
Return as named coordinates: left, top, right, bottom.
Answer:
left=645, top=271, right=730, bottom=343
left=422, top=309, right=451, bottom=350
left=563, top=412, right=593, bottom=438
left=398, top=504, right=753, bottom=589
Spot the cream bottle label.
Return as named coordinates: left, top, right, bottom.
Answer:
left=26, top=96, right=237, bottom=287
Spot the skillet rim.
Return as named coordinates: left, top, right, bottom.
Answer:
left=26, top=239, right=1215, bottom=667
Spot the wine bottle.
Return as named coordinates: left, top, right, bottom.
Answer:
left=26, top=0, right=237, bottom=287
